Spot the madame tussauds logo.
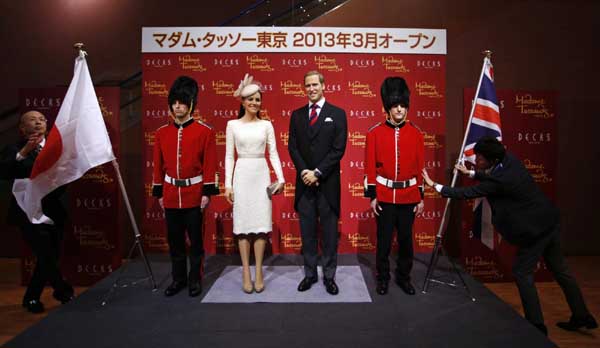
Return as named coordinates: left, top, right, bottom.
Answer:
left=284, top=183, right=295, bottom=197
left=145, top=58, right=172, bottom=68
left=517, top=132, right=552, bottom=144
left=178, top=55, right=206, bottom=72
left=347, top=233, right=375, bottom=250
left=350, top=110, right=376, bottom=118
left=348, top=81, right=376, bottom=98
left=415, top=81, right=443, bottom=98
left=82, top=166, right=114, bottom=184
left=25, top=97, right=61, bottom=108
left=281, top=233, right=302, bottom=249
left=382, top=56, right=410, bottom=73
left=416, top=110, right=442, bottom=119
left=144, top=81, right=168, bottom=97
left=144, top=131, right=155, bottom=146
left=515, top=94, right=554, bottom=119
left=212, top=233, right=236, bottom=250
left=523, top=159, right=553, bottom=183
left=212, top=80, right=235, bottom=96
left=314, top=55, right=342, bottom=72
left=280, top=81, right=305, bottom=97
left=349, top=58, right=375, bottom=68
left=73, top=225, right=114, bottom=250
left=423, top=133, right=443, bottom=149
left=349, top=131, right=366, bottom=147
left=348, top=183, right=364, bottom=197
left=213, top=58, right=240, bottom=67
left=215, top=131, right=226, bottom=145
left=246, top=55, right=274, bottom=72
left=415, top=232, right=435, bottom=248
left=281, top=58, right=308, bottom=67
left=279, top=131, right=289, bottom=146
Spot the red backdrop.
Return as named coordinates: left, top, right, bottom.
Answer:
left=142, top=52, right=447, bottom=255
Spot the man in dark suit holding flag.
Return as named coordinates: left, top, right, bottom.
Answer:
left=288, top=70, right=347, bottom=295
left=0, top=110, right=73, bottom=313
left=422, top=136, right=597, bottom=335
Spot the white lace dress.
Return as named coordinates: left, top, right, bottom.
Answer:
left=225, top=119, right=285, bottom=234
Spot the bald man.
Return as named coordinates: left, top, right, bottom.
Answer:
left=0, top=110, right=73, bottom=313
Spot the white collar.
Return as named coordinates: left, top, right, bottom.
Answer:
left=308, top=98, right=325, bottom=109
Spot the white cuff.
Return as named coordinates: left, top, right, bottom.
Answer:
left=434, top=184, right=443, bottom=193
left=15, top=152, right=25, bottom=161
left=468, top=170, right=475, bottom=178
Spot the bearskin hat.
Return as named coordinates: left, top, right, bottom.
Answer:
left=168, top=76, right=198, bottom=113
left=380, top=76, right=410, bottom=113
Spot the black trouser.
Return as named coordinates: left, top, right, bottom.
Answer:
left=21, top=222, right=71, bottom=301
left=513, top=224, right=590, bottom=326
left=297, top=188, right=339, bottom=280
left=165, top=207, right=204, bottom=283
left=375, top=202, right=416, bottom=282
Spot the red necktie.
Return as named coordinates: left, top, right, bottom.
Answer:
left=309, top=104, right=319, bottom=126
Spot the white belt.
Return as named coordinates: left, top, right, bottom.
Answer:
left=376, top=175, right=417, bottom=189
left=238, top=153, right=263, bottom=158
left=164, top=174, right=203, bottom=187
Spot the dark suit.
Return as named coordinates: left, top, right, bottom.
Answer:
left=288, top=101, right=347, bottom=280
left=440, top=153, right=591, bottom=327
left=0, top=140, right=71, bottom=302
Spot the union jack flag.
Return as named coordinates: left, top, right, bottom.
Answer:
left=463, top=57, right=502, bottom=163
left=463, top=56, right=501, bottom=249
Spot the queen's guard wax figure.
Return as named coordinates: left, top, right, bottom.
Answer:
left=364, top=77, right=425, bottom=296
left=152, top=76, right=219, bottom=297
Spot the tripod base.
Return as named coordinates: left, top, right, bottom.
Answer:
left=101, top=235, right=157, bottom=306
left=422, top=235, right=476, bottom=302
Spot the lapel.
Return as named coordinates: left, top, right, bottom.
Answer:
left=308, top=102, right=329, bottom=140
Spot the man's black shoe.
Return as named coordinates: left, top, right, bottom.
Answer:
left=395, top=279, right=416, bottom=295
left=556, top=314, right=598, bottom=331
left=324, top=279, right=339, bottom=295
left=188, top=281, right=202, bottom=297
left=164, top=280, right=187, bottom=297
left=22, top=299, right=45, bottom=313
left=376, top=280, right=389, bottom=295
left=297, top=277, right=317, bottom=292
left=53, top=285, right=74, bottom=304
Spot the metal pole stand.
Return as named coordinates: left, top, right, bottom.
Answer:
left=421, top=174, right=475, bottom=302
left=101, top=160, right=157, bottom=306
left=422, top=233, right=475, bottom=302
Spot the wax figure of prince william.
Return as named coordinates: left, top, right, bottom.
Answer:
left=288, top=70, right=348, bottom=295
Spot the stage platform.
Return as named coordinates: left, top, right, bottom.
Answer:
left=4, top=254, right=555, bottom=348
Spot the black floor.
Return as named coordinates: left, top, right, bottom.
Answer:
left=4, top=254, right=555, bottom=348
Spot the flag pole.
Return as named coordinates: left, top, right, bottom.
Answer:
left=421, top=51, right=492, bottom=297
left=71, top=43, right=158, bottom=303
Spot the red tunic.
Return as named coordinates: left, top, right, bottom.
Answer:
left=152, top=119, right=219, bottom=209
left=364, top=120, right=424, bottom=204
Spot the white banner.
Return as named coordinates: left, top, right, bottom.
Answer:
left=142, top=27, right=446, bottom=54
